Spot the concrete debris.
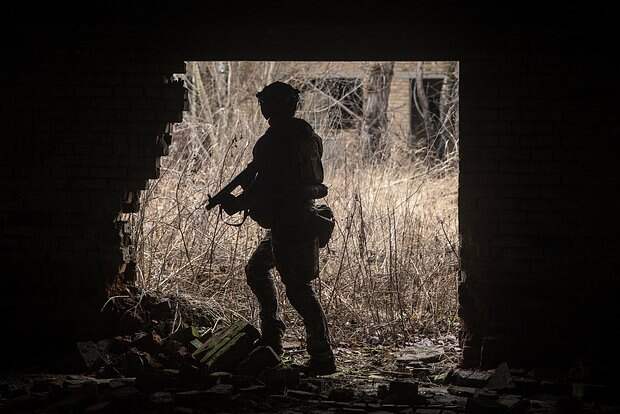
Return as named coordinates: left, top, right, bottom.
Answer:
left=106, top=384, right=141, bottom=401
left=76, top=341, right=106, bottom=370
left=287, top=389, right=322, bottom=400
left=297, top=379, right=322, bottom=394
left=381, top=380, right=420, bottom=405
left=207, top=371, right=233, bottom=385
left=486, top=362, right=516, bottom=391
left=172, top=325, right=210, bottom=344
left=395, top=345, right=444, bottom=364
left=135, top=368, right=180, bottom=391
left=131, top=331, right=163, bottom=355
left=467, top=394, right=531, bottom=413
left=572, top=382, right=614, bottom=402
left=107, top=336, right=132, bottom=354
left=192, top=320, right=260, bottom=373
left=2, top=298, right=618, bottom=414
left=122, top=347, right=157, bottom=376
left=450, top=368, right=493, bottom=387
left=540, top=379, right=571, bottom=395
left=148, top=391, right=173, bottom=405
left=84, top=401, right=112, bottom=412
left=175, top=384, right=234, bottom=408
left=238, top=384, right=267, bottom=397
left=447, top=385, right=479, bottom=397
left=512, top=376, right=540, bottom=395
left=231, top=374, right=255, bottom=389
left=237, top=345, right=281, bottom=376
left=262, top=365, right=301, bottom=392
left=328, top=386, right=356, bottom=401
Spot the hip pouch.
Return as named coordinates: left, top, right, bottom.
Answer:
left=311, top=204, right=335, bottom=248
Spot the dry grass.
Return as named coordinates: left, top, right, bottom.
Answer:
left=131, top=61, right=459, bottom=345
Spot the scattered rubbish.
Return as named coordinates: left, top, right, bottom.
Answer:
left=1, top=289, right=616, bottom=413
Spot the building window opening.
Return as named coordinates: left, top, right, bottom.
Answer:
left=299, top=77, right=363, bottom=130
left=410, top=77, right=445, bottom=144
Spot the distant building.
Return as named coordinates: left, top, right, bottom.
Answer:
left=288, top=61, right=456, bottom=144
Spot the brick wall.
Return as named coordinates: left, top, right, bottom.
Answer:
left=3, top=2, right=618, bottom=371
left=289, top=61, right=453, bottom=140
left=459, top=54, right=620, bottom=369
left=279, top=61, right=453, bottom=158
left=270, top=36, right=620, bottom=371
left=2, top=54, right=187, bottom=353
left=388, top=61, right=454, bottom=140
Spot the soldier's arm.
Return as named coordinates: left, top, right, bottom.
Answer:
left=218, top=140, right=263, bottom=214
left=300, top=131, right=324, bottom=185
left=239, top=160, right=258, bottom=191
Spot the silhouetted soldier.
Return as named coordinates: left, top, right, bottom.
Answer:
left=216, top=81, right=336, bottom=375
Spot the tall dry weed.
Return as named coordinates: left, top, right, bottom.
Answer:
left=131, top=61, right=459, bottom=345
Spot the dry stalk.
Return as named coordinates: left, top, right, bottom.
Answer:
left=132, top=61, right=460, bottom=344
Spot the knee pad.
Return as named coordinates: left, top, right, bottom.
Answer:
left=245, top=263, right=270, bottom=288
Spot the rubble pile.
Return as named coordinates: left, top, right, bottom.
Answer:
left=3, top=355, right=619, bottom=414
left=1, top=290, right=618, bottom=413
left=0, top=315, right=426, bottom=413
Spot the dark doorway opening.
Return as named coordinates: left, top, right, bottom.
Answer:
left=410, top=77, right=445, bottom=144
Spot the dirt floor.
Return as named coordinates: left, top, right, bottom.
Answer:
left=2, top=342, right=618, bottom=413
left=1, top=289, right=617, bottom=413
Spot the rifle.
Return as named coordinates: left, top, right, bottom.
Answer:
left=205, top=166, right=256, bottom=211
left=206, top=164, right=330, bottom=229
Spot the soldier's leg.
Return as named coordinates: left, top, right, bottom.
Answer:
left=284, top=278, right=334, bottom=361
left=273, top=237, right=334, bottom=365
left=245, top=233, right=286, bottom=353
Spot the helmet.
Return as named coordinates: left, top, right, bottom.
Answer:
left=256, top=81, right=300, bottom=105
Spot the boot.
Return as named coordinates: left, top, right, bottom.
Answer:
left=300, top=354, right=337, bottom=376
left=260, top=319, right=285, bottom=356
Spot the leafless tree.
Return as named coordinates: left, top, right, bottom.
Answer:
left=361, top=62, right=394, bottom=161
left=440, top=61, right=459, bottom=159
left=415, top=61, right=459, bottom=163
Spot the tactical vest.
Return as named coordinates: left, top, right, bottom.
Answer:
left=248, top=118, right=324, bottom=229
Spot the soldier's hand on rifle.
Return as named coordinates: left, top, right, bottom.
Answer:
left=219, top=193, right=242, bottom=216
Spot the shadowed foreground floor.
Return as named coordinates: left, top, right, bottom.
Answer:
left=1, top=289, right=617, bottom=413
